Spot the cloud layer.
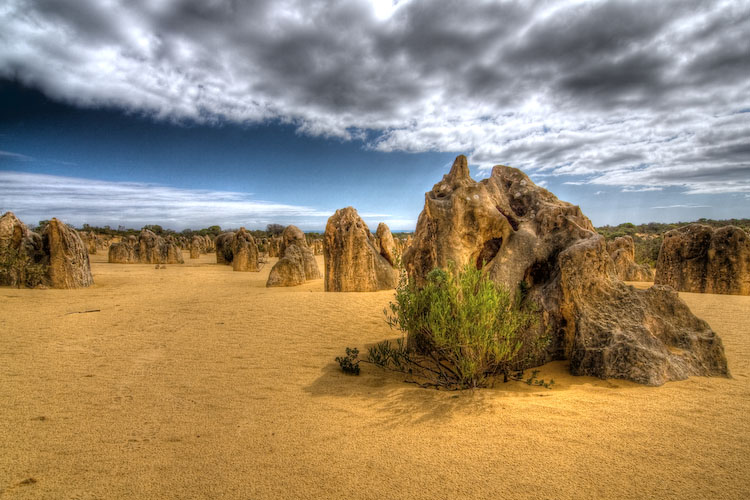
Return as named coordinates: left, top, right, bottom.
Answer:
left=0, top=171, right=343, bottom=230
left=2, top=0, right=749, bottom=193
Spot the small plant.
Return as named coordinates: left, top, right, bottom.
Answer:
left=515, top=369, right=555, bottom=389
left=336, top=347, right=361, bottom=375
left=0, top=247, right=48, bottom=288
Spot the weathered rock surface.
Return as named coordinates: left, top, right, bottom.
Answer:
left=607, top=236, right=654, bottom=281
left=43, top=218, right=94, bottom=288
left=324, top=207, right=398, bottom=292
left=108, top=229, right=184, bottom=264
left=402, top=156, right=729, bottom=386
left=1, top=212, right=93, bottom=288
left=266, top=225, right=321, bottom=287
left=375, top=223, right=398, bottom=267
left=232, top=228, right=259, bottom=272
left=215, top=232, right=235, bottom=264
left=655, top=224, right=750, bottom=295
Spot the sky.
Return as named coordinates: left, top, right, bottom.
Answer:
left=1, top=0, right=749, bottom=231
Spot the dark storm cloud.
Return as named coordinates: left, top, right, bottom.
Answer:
left=1, top=0, right=748, bottom=193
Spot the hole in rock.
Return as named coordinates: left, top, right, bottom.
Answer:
left=510, top=196, right=528, bottom=217
left=476, top=238, right=503, bottom=269
left=525, top=253, right=558, bottom=286
left=497, top=206, right=519, bottom=231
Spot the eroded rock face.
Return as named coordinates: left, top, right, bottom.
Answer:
left=215, top=232, right=235, bottom=264
left=266, top=225, right=321, bottom=287
left=108, top=229, right=184, bottom=264
left=607, top=236, right=654, bottom=282
left=323, top=207, right=398, bottom=292
left=402, top=156, right=729, bottom=386
left=43, top=219, right=94, bottom=288
left=232, top=228, right=259, bottom=272
left=0, top=212, right=92, bottom=288
left=375, top=222, right=398, bottom=267
left=655, top=224, right=750, bottom=295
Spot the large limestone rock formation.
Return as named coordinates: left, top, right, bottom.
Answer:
left=655, top=224, right=750, bottom=295
left=375, top=222, right=398, bottom=267
left=402, top=156, right=729, bottom=386
left=323, top=207, right=398, bottom=292
left=266, top=225, right=321, bottom=287
left=108, top=229, right=184, bottom=264
left=0, top=212, right=93, bottom=288
left=215, top=232, right=235, bottom=264
left=607, top=236, right=654, bottom=281
left=43, top=219, right=94, bottom=288
left=232, top=228, right=259, bottom=272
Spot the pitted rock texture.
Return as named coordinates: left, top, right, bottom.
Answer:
left=324, top=207, right=398, bottom=292
left=402, top=156, right=729, bottom=386
left=655, top=224, right=750, bottom=295
left=43, top=218, right=94, bottom=288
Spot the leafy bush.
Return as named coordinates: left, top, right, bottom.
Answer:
left=0, top=247, right=48, bottom=288
left=336, top=347, right=361, bottom=375
left=376, top=264, right=543, bottom=389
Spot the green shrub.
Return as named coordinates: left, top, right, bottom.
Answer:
left=336, top=347, right=361, bottom=375
left=0, top=247, right=48, bottom=288
left=377, top=264, right=542, bottom=389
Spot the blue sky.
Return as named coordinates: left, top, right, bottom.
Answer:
left=1, top=1, right=749, bottom=231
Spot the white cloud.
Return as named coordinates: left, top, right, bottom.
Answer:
left=621, top=186, right=663, bottom=192
left=1, top=0, right=748, bottom=195
left=650, top=204, right=712, bottom=209
left=0, top=171, right=334, bottom=230
left=0, top=171, right=419, bottom=230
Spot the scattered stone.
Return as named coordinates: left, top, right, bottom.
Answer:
left=108, top=229, right=183, bottom=264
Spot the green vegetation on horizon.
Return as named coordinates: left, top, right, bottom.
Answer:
left=595, top=218, right=750, bottom=266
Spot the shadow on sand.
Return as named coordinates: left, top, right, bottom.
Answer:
left=302, top=347, right=624, bottom=426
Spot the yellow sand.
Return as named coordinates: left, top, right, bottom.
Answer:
left=1, top=255, right=748, bottom=499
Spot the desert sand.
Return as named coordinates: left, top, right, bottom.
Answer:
left=1, top=254, right=748, bottom=499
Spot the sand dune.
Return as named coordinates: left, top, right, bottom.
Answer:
left=1, top=254, right=748, bottom=499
